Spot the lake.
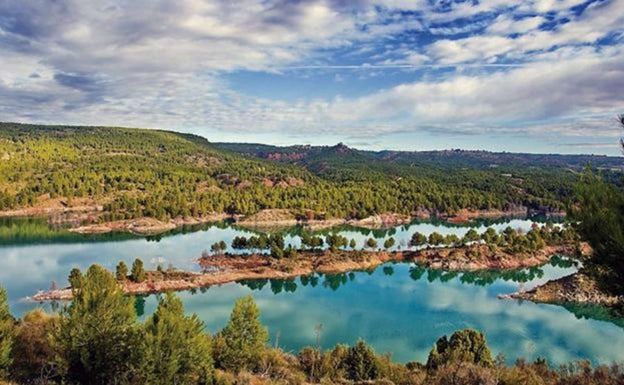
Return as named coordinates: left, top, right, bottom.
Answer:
left=1, top=216, right=624, bottom=365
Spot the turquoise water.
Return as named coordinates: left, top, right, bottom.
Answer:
left=1, top=216, right=623, bottom=365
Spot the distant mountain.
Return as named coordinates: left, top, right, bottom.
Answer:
left=214, top=142, right=624, bottom=172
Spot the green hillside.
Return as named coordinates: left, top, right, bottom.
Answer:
left=2, top=123, right=619, bottom=222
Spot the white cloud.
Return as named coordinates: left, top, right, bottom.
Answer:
left=519, top=0, right=591, bottom=13
left=0, top=0, right=622, bottom=150
left=422, top=1, right=624, bottom=65
left=284, top=47, right=623, bottom=138
left=487, top=14, right=545, bottom=35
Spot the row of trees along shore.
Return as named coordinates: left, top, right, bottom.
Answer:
left=52, top=224, right=578, bottom=294
left=205, top=224, right=578, bottom=259
left=1, top=267, right=623, bottom=385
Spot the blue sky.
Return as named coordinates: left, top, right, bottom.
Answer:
left=0, top=0, right=623, bottom=155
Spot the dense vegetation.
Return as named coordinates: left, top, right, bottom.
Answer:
left=3, top=123, right=620, bottom=223
left=216, top=141, right=624, bottom=211
left=0, top=270, right=622, bottom=385
left=207, top=223, right=577, bottom=259
left=570, top=116, right=624, bottom=297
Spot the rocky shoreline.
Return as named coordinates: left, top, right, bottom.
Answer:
left=2, top=205, right=561, bottom=236
left=30, top=243, right=577, bottom=301
left=69, top=214, right=233, bottom=235
left=501, top=271, right=623, bottom=306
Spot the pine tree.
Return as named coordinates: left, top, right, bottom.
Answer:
left=462, top=228, right=480, bottom=244
left=444, top=234, right=460, bottom=246
left=326, top=234, right=348, bottom=252
left=131, top=258, right=146, bottom=283
left=68, top=268, right=84, bottom=290
left=428, top=232, right=445, bottom=246
left=426, top=329, right=493, bottom=370
left=383, top=237, right=395, bottom=249
left=0, top=287, right=14, bottom=380
left=572, top=169, right=624, bottom=294
left=216, top=296, right=268, bottom=372
left=115, top=261, right=128, bottom=282
left=211, top=241, right=227, bottom=255
left=410, top=232, right=427, bottom=247
left=56, top=265, right=139, bottom=385
left=269, top=234, right=285, bottom=258
left=344, top=340, right=380, bottom=381
left=142, top=292, right=213, bottom=385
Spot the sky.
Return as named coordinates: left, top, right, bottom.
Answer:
left=0, top=0, right=623, bottom=155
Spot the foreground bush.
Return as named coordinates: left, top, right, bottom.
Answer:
left=1, top=273, right=624, bottom=385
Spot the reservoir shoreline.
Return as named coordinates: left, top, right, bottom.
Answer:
left=30, top=243, right=578, bottom=301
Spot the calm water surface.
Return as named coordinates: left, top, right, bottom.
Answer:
left=1, top=216, right=623, bottom=365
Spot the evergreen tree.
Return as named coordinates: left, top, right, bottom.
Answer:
left=231, top=236, right=248, bottom=250
left=444, top=234, right=460, bottom=247
left=428, top=232, right=445, bottom=246
left=269, top=234, right=285, bottom=259
left=56, top=265, right=139, bottom=385
left=115, top=261, right=128, bottom=282
left=309, top=235, right=324, bottom=251
left=284, top=245, right=298, bottom=259
left=462, top=228, right=480, bottom=244
left=210, top=241, right=227, bottom=255
left=300, top=231, right=312, bottom=250
left=142, top=292, right=214, bottom=385
left=344, top=340, right=380, bottom=381
left=131, top=258, right=146, bottom=283
left=326, top=233, right=348, bottom=252
left=426, top=329, right=493, bottom=370
left=410, top=232, right=427, bottom=247
left=216, top=296, right=268, bottom=372
left=571, top=169, right=624, bottom=294
left=481, top=227, right=500, bottom=245
left=349, top=238, right=357, bottom=249
left=270, top=243, right=284, bottom=259
left=68, top=268, right=84, bottom=290
left=383, top=237, right=395, bottom=249
left=365, top=238, right=378, bottom=250
left=0, top=287, right=14, bottom=380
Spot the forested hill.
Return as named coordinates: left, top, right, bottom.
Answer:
left=214, top=142, right=624, bottom=173
left=1, top=122, right=622, bottom=222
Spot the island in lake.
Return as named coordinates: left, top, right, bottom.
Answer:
left=1, top=122, right=623, bottom=385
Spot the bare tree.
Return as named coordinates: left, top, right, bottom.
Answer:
left=314, top=323, right=323, bottom=349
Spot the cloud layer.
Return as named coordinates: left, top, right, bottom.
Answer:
left=0, top=0, right=623, bottom=152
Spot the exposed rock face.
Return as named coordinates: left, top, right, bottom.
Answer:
left=507, top=272, right=623, bottom=306
left=70, top=214, right=230, bottom=235
left=411, top=244, right=576, bottom=271
left=351, top=213, right=411, bottom=227
left=239, top=209, right=297, bottom=223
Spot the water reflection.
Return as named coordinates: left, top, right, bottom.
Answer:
left=236, top=258, right=577, bottom=295
left=134, top=261, right=624, bottom=366
left=2, top=215, right=623, bottom=367
left=0, top=214, right=561, bottom=247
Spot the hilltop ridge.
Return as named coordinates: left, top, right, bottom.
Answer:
left=1, top=123, right=622, bottom=231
